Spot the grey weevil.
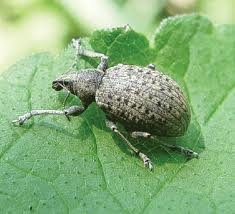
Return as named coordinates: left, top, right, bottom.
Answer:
left=13, top=29, right=199, bottom=170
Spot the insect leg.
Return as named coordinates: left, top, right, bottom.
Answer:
left=147, top=64, right=156, bottom=70
left=123, top=24, right=132, bottom=31
left=106, top=119, right=153, bottom=170
left=12, top=106, right=86, bottom=125
left=72, top=38, right=109, bottom=71
left=160, top=143, right=199, bottom=159
left=131, top=131, right=153, bottom=139
left=63, top=91, right=71, bottom=108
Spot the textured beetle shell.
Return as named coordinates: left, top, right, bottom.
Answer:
left=96, top=64, right=191, bottom=137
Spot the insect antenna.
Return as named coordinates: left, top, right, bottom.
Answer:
left=56, top=82, right=71, bottom=108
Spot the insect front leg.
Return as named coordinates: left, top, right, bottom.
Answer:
left=106, top=119, right=153, bottom=171
left=12, top=106, right=86, bottom=125
left=72, top=38, right=109, bottom=72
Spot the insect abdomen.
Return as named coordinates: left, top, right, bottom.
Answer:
left=96, top=64, right=191, bottom=137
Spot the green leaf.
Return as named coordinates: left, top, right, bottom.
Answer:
left=0, top=14, right=234, bottom=213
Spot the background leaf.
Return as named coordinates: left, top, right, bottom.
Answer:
left=0, top=14, right=234, bottom=213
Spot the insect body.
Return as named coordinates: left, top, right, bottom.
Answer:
left=13, top=37, right=198, bottom=170
left=96, top=64, right=190, bottom=137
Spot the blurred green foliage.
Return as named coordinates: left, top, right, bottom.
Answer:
left=0, top=0, right=235, bottom=72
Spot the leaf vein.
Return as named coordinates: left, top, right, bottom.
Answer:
left=82, top=116, right=130, bottom=214
left=204, top=85, right=235, bottom=125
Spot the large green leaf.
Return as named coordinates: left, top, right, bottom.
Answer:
left=0, top=14, right=234, bottom=213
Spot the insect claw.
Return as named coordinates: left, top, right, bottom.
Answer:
left=12, top=115, right=28, bottom=125
left=145, top=159, right=153, bottom=171
left=184, top=149, right=199, bottom=159
left=139, top=152, right=153, bottom=171
left=12, top=119, right=19, bottom=124
left=65, top=115, right=71, bottom=121
left=72, top=38, right=81, bottom=49
left=149, top=162, right=153, bottom=171
left=64, top=111, right=71, bottom=121
left=192, top=151, right=199, bottom=159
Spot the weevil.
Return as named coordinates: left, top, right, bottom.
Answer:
left=13, top=28, right=199, bottom=170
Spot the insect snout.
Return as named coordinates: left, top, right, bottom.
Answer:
left=52, top=81, right=63, bottom=91
left=52, top=72, right=78, bottom=92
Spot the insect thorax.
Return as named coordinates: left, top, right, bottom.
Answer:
left=71, top=69, right=103, bottom=106
left=52, top=69, right=103, bottom=106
